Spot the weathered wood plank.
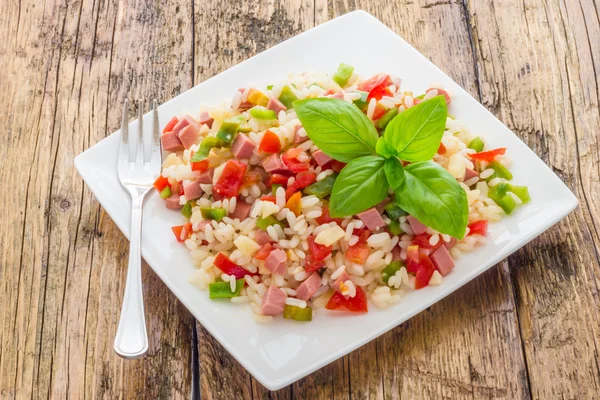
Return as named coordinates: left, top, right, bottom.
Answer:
left=467, top=0, right=600, bottom=397
left=0, top=0, right=196, bottom=398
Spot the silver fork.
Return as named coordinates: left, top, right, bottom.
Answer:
left=114, top=98, right=161, bottom=359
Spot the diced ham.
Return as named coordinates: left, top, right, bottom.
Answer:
left=262, top=153, right=290, bottom=173
left=178, top=124, right=200, bottom=149
left=230, top=201, right=251, bottom=220
left=391, top=246, right=402, bottom=261
left=332, top=271, right=351, bottom=293
left=183, top=181, right=203, bottom=200
left=261, top=285, right=286, bottom=316
left=375, top=198, right=391, bottom=214
left=357, top=208, right=385, bottom=231
left=293, top=124, right=307, bottom=144
left=171, top=118, right=190, bottom=135
left=428, top=88, right=451, bottom=105
left=444, top=238, right=457, bottom=249
left=464, top=168, right=478, bottom=181
left=312, top=150, right=332, bottom=167
left=193, top=168, right=213, bottom=184
left=198, top=111, right=214, bottom=128
left=265, top=249, right=287, bottom=275
left=255, top=230, right=272, bottom=245
left=161, top=131, right=184, bottom=152
left=327, top=91, right=344, bottom=99
left=407, top=216, right=427, bottom=235
left=266, top=97, right=287, bottom=114
left=295, top=272, right=321, bottom=301
left=231, top=133, right=256, bottom=159
left=182, top=115, right=201, bottom=131
left=430, top=245, right=455, bottom=276
left=165, top=194, right=183, bottom=210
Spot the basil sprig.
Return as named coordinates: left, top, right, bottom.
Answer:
left=295, top=95, right=468, bottom=238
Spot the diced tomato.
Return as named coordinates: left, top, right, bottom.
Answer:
left=260, top=195, right=277, bottom=203
left=304, top=255, right=324, bottom=274
left=371, top=103, right=387, bottom=120
left=331, top=160, right=347, bottom=173
left=358, top=74, right=392, bottom=93
left=285, top=191, right=302, bottom=216
left=258, top=129, right=281, bottom=154
left=414, top=254, right=436, bottom=289
left=269, top=173, right=289, bottom=187
left=345, top=243, right=370, bottom=264
left=468, top=220, right=488, bottom=236
left=368, top=86, right=392, bottom=101
left=412, top=233, right=443, bottom=250
left=352, top=228, right=370, bottom=244
left=325, top=286, right=368, bottom=312
left=282, top=148, right=311, bottom=173
left=469, top=148, right=506, bottom=162
left=438, top=142, right=447, bottom=155
left=213, top=159, right=247, bottom=198
left=153, top=175, right=170, bottom=192
left=240, top=170, right=263, bottom=189
left=316, top=203, right=344, bottom=225
left=163, top=116, right=179, bottom=134
left=406, top=245, right=420, bottom=273
left=254, top=243, right=274, bottom=260
left=171, top=222, right=192, bottom=243
left=191, top=159, right=210, bottom=172
left=285, top=171, right=316, bottom=198
left=308, top=235, right=332, bottom=262
left=213, top=252, right=256, bottom=279
left=177, top=181, right=184, bottom=196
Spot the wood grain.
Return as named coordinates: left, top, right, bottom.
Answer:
left=0, top=0, right=598, bottom=398
left=0, top=0, right=196, bottom=398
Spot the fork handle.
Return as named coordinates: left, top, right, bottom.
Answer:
left=114, top=189, right=149, bottom=359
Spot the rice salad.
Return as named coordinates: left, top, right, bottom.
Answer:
left=155, top=64, right=530, bottom=323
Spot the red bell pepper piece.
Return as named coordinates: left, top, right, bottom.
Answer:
left=269, top=173, right=289, bottom=187
left=469, top=148, right=506, bottom=162
left=213, top=252, right=256, bottom=279
left=171, top=222, right=192, bottom=243
left=163, top=116, right=179, bottom=134
left=307, top=235, right=332, bottom=262
left=258, top=129, right=282, bottom=154
left=468, top=220, right=488, bottom=236
left=254, top=243, right=274, bottom=260
left=282, top=148, right=311, bottom=173
left=213, top=159, right=247, bottom=198
left=260, top=195, right=277, bottom=203
left=371, top=102, right=387, bottom=120
left=153, top=175, right=170, bottom=192
left=325, top=286, right=368, bottom=312
left=191, top=159, right=210, bottom=172
left=285, top=171, right=316, bottom=198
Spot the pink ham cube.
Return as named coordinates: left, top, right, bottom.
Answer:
left=430, top=245, right=455, bottom=276
left=357, top=208, right=385, bottom=231
left=178, top=124, right=200, bottom=149
left=261, top=285, right=286, bottom=316
left=183, top=181, right=203, bottom=200
left=161, top=131, right=184, bottom=152
left=296, top=272, right=321, bottom=301
left=265, top=249, right=287, bottom=275
left=407, top=216, right=427, bottom=235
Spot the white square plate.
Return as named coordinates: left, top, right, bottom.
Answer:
left=75, top=11, right=577, bottom=390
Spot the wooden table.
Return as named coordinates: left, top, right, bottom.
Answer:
left=2, top=0, right=599, bottom=398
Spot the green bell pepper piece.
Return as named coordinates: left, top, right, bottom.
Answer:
left=388, top=220, right=403, bottom=236
left=266, top=85, right=273, bottom=90
left=216, top=118, right=241, bottom=144
left=249, top=106, right=277, bottom=120
left=508, top=185, right=530, bottom=203
left=377, top=108, right=398, bottom=129
left=209, top=279, right=244, bottom=299
left=304, top=174, right=337, bottom=198
left=384, top=202, right=406, bottom=220
left=381, top=261, right=404, bottom=284
left=489, top=161, right=513, bottom=180
left=283, top=304, right=313, bottom=321
left=181, top=201, right=193, bottom=219
left=159, top=186, right=172, bottom=199
left=353, top=91, right=369, bottom=111
left=256, top=215, right=285, bottom=231
left=272, top=184, right=282, bottom=196
left=468, top=136, right=485, bottom=152
left=278, top=86, right=298, bottom=109
left=415, top=93, right=426, bottom=100
left=190, top=136, right=226, bottom=162
left=201, top=207, right=226, bottom=221
left=332, top=63, right=354, bottom=87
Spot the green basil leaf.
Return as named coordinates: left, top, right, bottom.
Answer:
left=294, top=98, right=378, bottom=162
left=329, top=156, right=388, bottom=217
left=395, top=161, right=468, bottom=238
left=384, top=96, right=447, bottom=162
left=384, top=158, right=405, bottom=190
left=376, top=136, right=397, bottom=159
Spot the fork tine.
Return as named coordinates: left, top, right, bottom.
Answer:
left=150, top=99, right=162, bottom=173
left=137, top=99, right=144, bottom=164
